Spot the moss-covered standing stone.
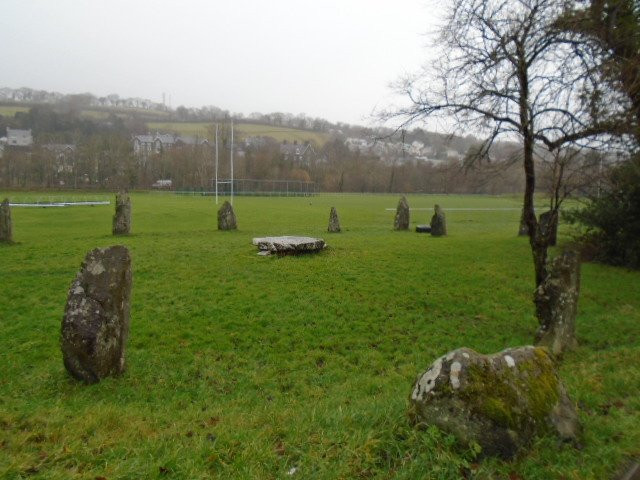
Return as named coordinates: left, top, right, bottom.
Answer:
left=0, top=198, right=13, bottom=243
left=218, top=201, right=237, bottom=230
left=535, top=251, right=580, bottom=357
left=112, top=191, right=131, bottom=235
left=394, top=196, right=410, bottom=230
left=328, top=206, right=341, bottom=233
left=539, top=210, right=558, bottom=246
left=61, top=246, right=132, bottom=384
left=430, top=204, right=447, bottom=236
left=409, top=346, right=580, bottom=459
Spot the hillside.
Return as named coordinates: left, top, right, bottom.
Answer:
left=146, top=121, right=331, bottom=146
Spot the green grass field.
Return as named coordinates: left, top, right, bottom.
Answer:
left=0, top=106, right=29, bottom=117
left=0, top=104, right=170, bottom=121
left=146, top=122, right=330, bottom=146
left=1, top=193, right=638, bottom=479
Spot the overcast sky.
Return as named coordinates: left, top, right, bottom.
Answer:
left=1, top=0, right=441, bottom=125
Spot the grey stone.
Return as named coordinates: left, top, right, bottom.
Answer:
left=409, top=346, right=580, bottom=459
left=218, top=201, right=237, bottom=230
left=535, top=251, right=580, bottom=357
left=0, top=198, right=13, bottom=244
left=394, top=196, right=410, bottom=230
left=328, top=207, right=341, bottom=233
left=430, top=204, right=447, bottom=236
left=253, top=236, right=325, bottom=255
left=518, top=208, right=529, bottom=236
left=112, top=191, right=131, bottom=235
left=539, top=210, right=558, bottom=246
left=617, top=460, right=640, bottom=480
left=415, top=224, right=431, bottom=233
left=61, top=246, right=132, bottom=383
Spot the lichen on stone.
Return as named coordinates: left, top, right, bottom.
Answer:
left=409, top=346, right=579, bottom=458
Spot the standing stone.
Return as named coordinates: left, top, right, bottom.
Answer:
left=61, top=246, right=132, bottom=383
left=539, top=210, right=558, bottom=246
left=394, top=196, right=410, bottom=230
left=534, top=251, right=580, bottom=357
left=112, top=191, right=131, bottom=235
left=430, top=204, right=447, bottom=236
left=518, top=208, right=529, bottom=236
left=217, top=201, right=237, bottom=230
left=409, top=346, right=580, bottom=459
left=328, top=207, right=341, bottom=233
left=0, top=198, right=12, bottom=244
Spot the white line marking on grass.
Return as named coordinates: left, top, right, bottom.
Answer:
left=384, top=207, right=522, bottom=211
left=10, top=201, right=111, bottom=208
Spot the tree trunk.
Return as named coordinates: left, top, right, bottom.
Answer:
left=518, top=45, right=548, bottom=288
left=514, top=44, right=577, bottom=355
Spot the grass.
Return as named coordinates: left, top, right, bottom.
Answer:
left=81, top=108, right=171, bottom=120
left=0, top=192, right=638, bottom=479
left=0, top=103, right=170, bottom=121
left=146, top=122, right=330, bottom=146
left=0, top=106, right=29, bottom=117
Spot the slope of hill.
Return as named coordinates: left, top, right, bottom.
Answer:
left=146, top=121, right=330, bottom=146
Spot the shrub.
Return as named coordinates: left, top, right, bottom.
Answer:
left=566, top=157, right=640, bottom=269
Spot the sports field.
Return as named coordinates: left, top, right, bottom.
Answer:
left=1, top=193, right=638, bottom=479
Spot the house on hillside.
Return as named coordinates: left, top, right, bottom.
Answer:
left=42, top=144, right=77, bottom=173
left=4, top=128, right=33, bottom=147
left=42, top=143, right=76, bottom=156
left=132, top=134, right=155, bottom=156
left=132, top=133, right=210, bottom=157
left=0, top=128, right=33, bottom=158
left=280, top=140, right=315, bottom=164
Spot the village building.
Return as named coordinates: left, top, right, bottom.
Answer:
left=280, top=140, right=316, bottom=164
left=2, top=128, right=33, bottom=147
left=132, top=133, right=210, bottom=157
left=0, top=128, right=34, bottom=158
left=42, top=144, right=77, bottom=173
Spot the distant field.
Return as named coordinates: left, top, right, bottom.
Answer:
left=1, top=192, right=638, bottom=479
left=82, top=107, right=171, bottom=119
left=147, top=121, right=331, bottom=146
left=0, top=105, right=29, bottom=117
left=0, top=103, right=170, bottom=120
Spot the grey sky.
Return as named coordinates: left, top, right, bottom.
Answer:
left=1, top=0, right=439, bottom=125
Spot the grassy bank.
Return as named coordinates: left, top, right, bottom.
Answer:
left=146, top=122, right=330, bottom=146
left=0, top=193, right=638, bottom=479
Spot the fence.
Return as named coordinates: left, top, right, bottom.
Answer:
left=206, top=178, right=318, bottom=197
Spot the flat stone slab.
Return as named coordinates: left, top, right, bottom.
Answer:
left=252, top=236, right=325, bottom=255
left=416, top=224, right=432, bottom=233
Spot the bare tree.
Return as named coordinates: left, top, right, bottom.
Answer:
left=384, top=0, right=626, bottom=287
left=558, top=0, right=640, bottom=144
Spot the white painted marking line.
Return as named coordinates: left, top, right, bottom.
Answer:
left=10, top=201, right=111, bottom=208
left=385, top=207, right=521, bottom=211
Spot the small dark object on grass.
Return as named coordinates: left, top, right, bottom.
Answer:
left=416, top=225, right=431, bottom=233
